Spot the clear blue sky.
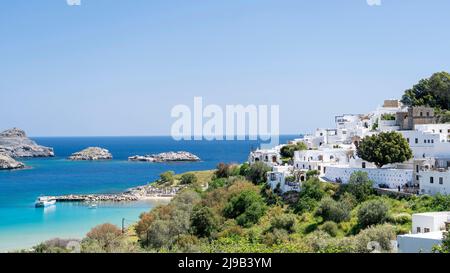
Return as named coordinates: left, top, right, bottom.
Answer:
left=1, top=0, right=449, bottom=136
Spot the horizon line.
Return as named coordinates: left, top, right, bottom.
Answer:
left=29, top=133, right=303, bottom=138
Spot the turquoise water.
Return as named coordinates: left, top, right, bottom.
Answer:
left=0, top=136, right=297, bottom=251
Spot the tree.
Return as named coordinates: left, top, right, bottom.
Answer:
left=356, top=131, right=412, bottom=168
left=315, top=197, right=351, bottom=223
left=341, top=171, right=374, bottom=202
left=401, top=71, right=450, bottom=110
left=357, top=200, right=389, bottom=229
left=82, top=223, right=123, bottom=253
left=246, top=161, right=271, bottom=185
left=280, top=142, right=307, bottom=159
left=223, top=190, right=267, bottom=227
left=299, top=177, right=325, bottom=201
left=190, top=205, right=218, bottom=238
left=239, top=163, right=250, bottom=176
left=159, top=171, right=175, bottom=184
left=180, top=173, right=198, bottom=185
left=319, top=221, right=339, bottom=237
left=269, top=214, right=297, bottom=233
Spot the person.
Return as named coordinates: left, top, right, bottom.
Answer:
left=398, top=185, right=401, bottom=192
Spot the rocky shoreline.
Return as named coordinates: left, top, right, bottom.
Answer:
left=47, top=184, right=184, bottom=203
left=68, top=147, right=113, bottom=161
left=128, top=151, right=200, bottom=162
left=0, top=153, right=25, bottom=170
left=0, top=128, right=54, bottom=158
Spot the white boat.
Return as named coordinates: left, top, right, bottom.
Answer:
left=88, top=203, right=98, bottom=209
left=35, top=196, right=56, bottom=208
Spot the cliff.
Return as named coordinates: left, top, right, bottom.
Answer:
left=0, top=128, right=54, bottom=158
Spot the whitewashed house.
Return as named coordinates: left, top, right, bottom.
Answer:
left=248, top=148, right=282, bottom=167
left=397, top=212, right=450, bottom=253
left=293, top=147, right=352, bottom=175
left=416, top=157, right=450, bottom=195
left=266, top=165, right=302, bottom=193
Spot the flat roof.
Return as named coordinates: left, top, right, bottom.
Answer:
left=398, top=231, right=443, bottom=240
left=413, top=212, right=450, bottom=217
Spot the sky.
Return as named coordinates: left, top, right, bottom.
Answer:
left=0, top=0, right=449, bottom=137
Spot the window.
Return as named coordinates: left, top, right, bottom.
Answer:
left=416, top=175, right=419, bottom=181
left=427, top=112, right=430, bottom=117
left=416, top=165, right=419, bottom=172
left=432, top=139, right=434, bottom=143
left=424, top=139, right=427, bottom=144
left=439, top=177, right=444, bottom=185
left=417, top=227, right=421, bottom=233
left=420, top=112, right=423, bottom=117
left=407, top=138, right=410, bottom=143
left=440, top=129, right=443, bottom=133
left=424, top=228, right=430, bottom=233
left=362, top=162, right=366, bottom=169
left=430, top=177, right=434, bottom=184
left=415, top=138, right=418, bottom=144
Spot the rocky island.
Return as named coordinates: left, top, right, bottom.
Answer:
left=68, top=147, right=113, bottom=161
left=128, top=151, right=200, bottom=162
left=0, top=153, right=25, bottom=170
left=0, top=128, right=54, bottom=158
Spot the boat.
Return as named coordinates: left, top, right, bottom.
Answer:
left=88, top=202, right=98, bottom=209
left=35, top=196, right=56, bottom=208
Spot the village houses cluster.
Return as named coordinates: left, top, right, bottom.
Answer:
left=248, top=99, right=450, bottom=252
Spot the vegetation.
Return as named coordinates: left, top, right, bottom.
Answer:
left=381, top=113, right=395, bottom=121
left=245, top=161, right=271, bottom=185
left=28, top=164, right=450, bottom=253
left=180, top=173, right=198, bottom=185
left=338, top=171, right=374, bottom=202
left=158, top=171, right=175, bottom=185
left=357, top=200, right=389, bottom=229
left=357, top=131, right=413, bottom=168
left=401, top=71, right=450, bottom=110
left=280, top=142, right=308, bottom=159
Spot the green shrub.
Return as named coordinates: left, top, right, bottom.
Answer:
left=180, top=173, right=198, bottom=185
left=388, top=213, right=412, bottom=225
left=315, top=197, right=351, bottom=223
left=223, top=190, right=267, bottom=227
left=246, top=162, right=271, bottom=185
left=159, top=171, right=175, bottom=184
left=269, top=214, right=297, bottom=233
left=357, top=199, right=389, bottom=228
left=319, top=221, right=339, bottom=237
left=339, top=171, right=374, bottom=202
left=209, top=178, right=227, bottom=190
left=190, top=205, right=218, bottom=238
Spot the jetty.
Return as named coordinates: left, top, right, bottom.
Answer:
left=40, top=184, right=184, bottom=204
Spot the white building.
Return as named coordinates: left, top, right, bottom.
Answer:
left=400, top=129, right=450, bottom=159
left=415, top=124, right=450, bottom=143
left=418, top=158, right=450, bottom=195
left=324, top=165, right=413, bottom=189
left=293, top=148, right=353, bottom=175
left=248, top=148, right=281, bottom=167
left=397, top=212, right=450, bottom=253
left=266, top=165, right=302, bottom=193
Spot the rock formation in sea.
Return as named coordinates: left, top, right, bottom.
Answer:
left=0, top=128, right=54, bottom=157
left=128, top=151, right=200, bottom=162
left=68, top=147, right=113, bottom=161
left=0, top=153, right=25, bottom=170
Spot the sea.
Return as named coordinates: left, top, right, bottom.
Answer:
left=0, top=135, right=298, bottom=251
